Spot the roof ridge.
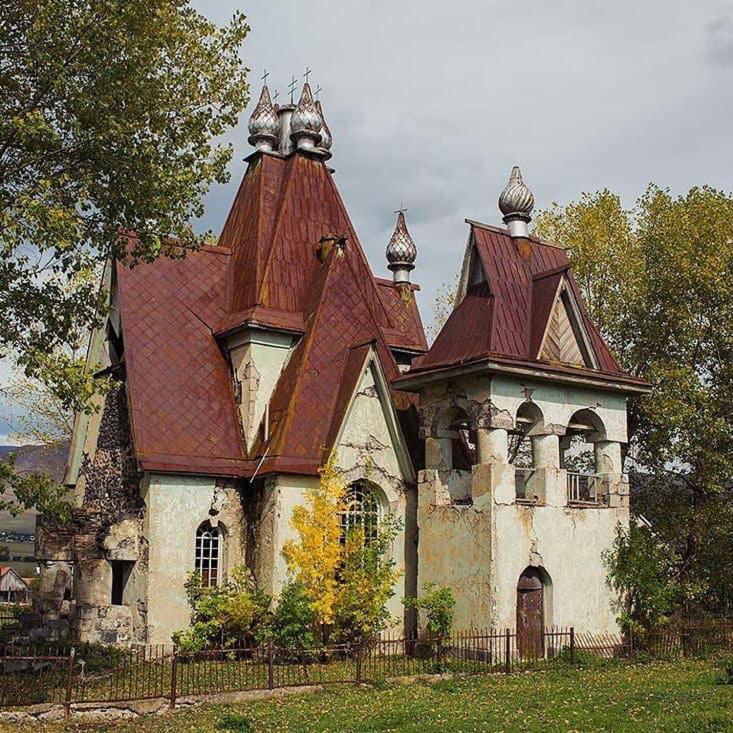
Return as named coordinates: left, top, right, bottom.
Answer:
left=257, top=155, right=301, bottom=306
left=260, top=246, right=344, bottom=458
left=465, top=218, right=567, bottom=251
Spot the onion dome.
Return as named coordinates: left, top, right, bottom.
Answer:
left=247, top=85, right=279, bottom=152
left=290, top=82, right=322, bottom=151
left=386, top=211, right=417, bottom=283
left=315, top=99, right=332, bottom=152
left=498, top=166, right=534, bottom=238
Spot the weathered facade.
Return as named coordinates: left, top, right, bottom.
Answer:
left=38, top=83, right=647, bottom=646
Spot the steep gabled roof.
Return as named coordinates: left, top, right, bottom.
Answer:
left=400, top=221, right=646, bottom=391
left=117, top=243, right=248, bottom=476
left=115, top=152, right=425, bottom=478
left=250, top=242, right=407, bottom=475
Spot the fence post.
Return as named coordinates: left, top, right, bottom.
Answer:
left=628, top=628, right=635, bottom=661
left=64, top=647, right=76, bottom=718
left=569, top=627, right=575, bottom=665
left=436, top=634, right=443, bottom=672
left=355, top=639, right=363, bottom=684
left=169, top=646, right=178, bottom=710
left=267, top=639, right=274, bottom=690
left=504, top=629, right=511, bottom=674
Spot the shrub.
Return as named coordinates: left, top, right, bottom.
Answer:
left=403, top=583, right=456, bottom=638
left=269, top=581, right=316, bottom=652
left=173, top=565, right=271, bottom=650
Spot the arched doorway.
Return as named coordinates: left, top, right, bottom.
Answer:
left=516, top=567, right=546, bottom=659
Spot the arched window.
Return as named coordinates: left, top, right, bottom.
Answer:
left=339, top=482, right=381, bottom=546
left=437, top=407, right=476, bottom=470
left=195, top=521, right=221, bottom=587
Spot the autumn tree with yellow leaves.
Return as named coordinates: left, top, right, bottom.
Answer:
left=283, top=457, right=400, bottom=642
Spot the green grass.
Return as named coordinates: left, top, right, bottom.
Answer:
left=5, top=659, right=733, bottom=732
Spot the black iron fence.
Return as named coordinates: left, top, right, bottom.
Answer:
left=2, top=623, right=732, bottom=713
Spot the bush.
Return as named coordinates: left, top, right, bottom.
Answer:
left=173, top=566, right=271, bottom=650
left=403, top=583, right=456, bottom=638
left=269, top=581, right=316, bottom=651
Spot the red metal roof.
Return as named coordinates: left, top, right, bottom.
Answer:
left=406, top=222, right=642, bottom=386
left=117, top=153, right=425, bottom=477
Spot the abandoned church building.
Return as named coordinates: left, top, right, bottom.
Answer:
left=36, top=81, right=649, bottom=646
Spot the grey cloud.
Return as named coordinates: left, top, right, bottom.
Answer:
left=704, top=10, right=733, bottom=66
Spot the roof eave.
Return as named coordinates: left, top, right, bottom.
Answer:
left=394, top=357, right=651, bottom=395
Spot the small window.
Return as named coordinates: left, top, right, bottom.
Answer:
left=110, top=560, right=133, bottom=605
left=195, top=522, right=221, bottom=587
left=339, top=483, right=381, bottom=546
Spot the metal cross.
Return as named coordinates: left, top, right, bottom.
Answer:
left=303, top=66, right=312, bottom=85
left=314, top=85, right=322, bottom=100
left=394, top=203, right=407, bottom=215
left=288, top=75, right=298, bottom=103
left=261, top=69, right=269, bottom=85
left=273, top=90, right=280, bottom=104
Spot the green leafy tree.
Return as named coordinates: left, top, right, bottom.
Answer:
left=603, top=524, right=675, bottom=633
left=0, top=0, right=250, bottom=411
left=534, top=186, right=733, bottom=617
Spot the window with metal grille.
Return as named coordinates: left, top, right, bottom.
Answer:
left=339, top=483, right=380, bottom=546
left=195, top=522, right=221, bottom=587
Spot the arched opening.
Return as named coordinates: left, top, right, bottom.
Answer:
left=509, top=402, right=544, bottom=501
left=516, top=566, right=552, bottom=659
left=195, top=520, right=224, bottom=587
left=338, top=481, right=382, bottom=546
left=561, top=409, right=606, bottom=503
left=437, top=406, right=476, bottom=471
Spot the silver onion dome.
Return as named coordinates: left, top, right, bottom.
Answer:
left=247, top=85, right=279, bottom=152
left=499, top=166, right=534, bottom=219
left=315, top=99, right=332, bottom=151
left=498, top=166, right=534, bottom=238
left=386, top=211, right=417, bottom=283
left=290, top=82, right=322, bottom=151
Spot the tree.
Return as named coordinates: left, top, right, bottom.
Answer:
left=428, top=278, right=459, bottom=342
left=334, top=515, right=401, bottom=643
left=534, top=185, right=733, bottom=617
left=0, top=0, right=250, bottom=411
left=283, top=458, right=344, bottom=632
left=283, top=458, right=401, bottom=643
left=603, top=524, right=675, bottom=633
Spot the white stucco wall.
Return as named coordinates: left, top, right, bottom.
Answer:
left=143, top=474, right=245, bottom=644
left=488, top=375, right=628, bottom=443
left=228, top=329, right=296, bottom=451
left=416, top=372, right=630, bottom=635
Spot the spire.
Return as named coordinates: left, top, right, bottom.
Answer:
left=315, top=99, right=332, bottom=156
left=498, top=166, right=535, bottom=238
left=386, top=210, right=417, bottom=284
left=290, top=82, right=322, bottom=152
left=247, top=84, right=280, bottom=152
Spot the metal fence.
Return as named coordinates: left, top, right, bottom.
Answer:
left=2, top=623, right=732, bottom=713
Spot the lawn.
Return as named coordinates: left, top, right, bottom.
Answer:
left=4, top=659, right=732, bottom=733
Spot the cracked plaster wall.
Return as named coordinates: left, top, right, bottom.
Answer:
left=228, top=330, right=296, bottom=451
left=142, top=473, right=246, bottom=644
left=416, top=374, right=629, bottom=635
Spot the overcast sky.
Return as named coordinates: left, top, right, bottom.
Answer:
left=2, top=0, right=733, bottom=441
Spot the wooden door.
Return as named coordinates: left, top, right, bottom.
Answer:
left=517, top=568, right=544, bottom=659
